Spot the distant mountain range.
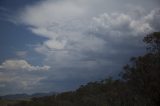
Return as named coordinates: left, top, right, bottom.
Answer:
left=0, top=92, right=56, bottom=100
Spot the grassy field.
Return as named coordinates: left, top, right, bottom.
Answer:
left=0, top=99, right=21, bottom=106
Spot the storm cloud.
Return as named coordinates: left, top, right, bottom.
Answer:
left=0, top=0, right=160, bottom=95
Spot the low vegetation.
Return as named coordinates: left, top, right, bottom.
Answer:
left=0, top=99, right=19, bottom=106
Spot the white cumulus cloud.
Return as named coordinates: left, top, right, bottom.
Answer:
left=0, top=60, right=50, bottom=71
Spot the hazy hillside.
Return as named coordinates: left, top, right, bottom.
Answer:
left=0, top=92, right=56, bottom=100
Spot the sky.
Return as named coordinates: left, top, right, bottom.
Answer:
left=0, top=0, right=160, bottom=96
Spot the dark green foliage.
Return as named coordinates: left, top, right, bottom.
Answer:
left=122, top=32, right=160, bottom=105
left=143, top=32, right=160, bottom=53
left=11, top=32, right=160, bottom=106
